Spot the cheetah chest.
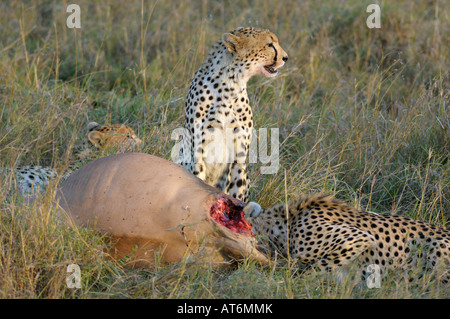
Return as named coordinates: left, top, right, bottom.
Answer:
left=200, top=101, right=252, bottom=185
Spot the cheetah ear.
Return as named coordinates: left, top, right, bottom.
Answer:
left=87, top=131, right=104, bottom=148
left=222, top=32, right=245, bottom=54
left=87, top=121, right=100, bottom=131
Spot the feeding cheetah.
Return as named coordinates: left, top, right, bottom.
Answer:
left=177, top=27, right=288, bottom=202
left=5, top=122, right=142, bottom=196
left=245, top=194, right=450, bottom=282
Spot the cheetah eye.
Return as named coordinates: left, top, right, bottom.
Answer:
left=268, top=43, right=275, bottom=49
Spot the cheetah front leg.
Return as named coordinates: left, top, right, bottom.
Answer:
left=224, top=130, right=250, bottom=202
left=226, top=162, right=249, bottom=202
left=191, top=151, right=207, bottom=181
left=186, top=131, right=208, bottom=181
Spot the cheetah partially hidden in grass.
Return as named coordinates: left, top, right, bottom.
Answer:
left=8, top=122, right=142, bottom=196
left=245, top=194, right=450, bottom=282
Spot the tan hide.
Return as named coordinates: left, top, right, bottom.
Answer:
left=57, top=152, right=267, bottom=267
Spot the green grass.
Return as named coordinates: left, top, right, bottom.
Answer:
left=0, top=0, right=449, bottom=298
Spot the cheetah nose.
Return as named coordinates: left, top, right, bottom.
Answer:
left=282, top=55, right=288, bottom=62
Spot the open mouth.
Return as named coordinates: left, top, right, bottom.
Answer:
left=210, top=196, right=254, bottom=236
left=262, top=64, right=279, bottom=77
left=264, top=65, right=277, bottom=74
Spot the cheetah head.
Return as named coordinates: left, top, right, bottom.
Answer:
left=222, top=27, right=288, bottom=78
left=86, top=122, right=142, bottom=151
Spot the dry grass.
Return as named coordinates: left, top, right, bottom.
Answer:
left=0, top=0, right=449, bottom=298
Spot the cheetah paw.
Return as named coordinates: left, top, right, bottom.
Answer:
left=243, top=202, right=262, bottom=218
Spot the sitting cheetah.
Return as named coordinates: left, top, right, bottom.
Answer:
left=177, top=27, right=288, bottom=202
left=6, top=122, right=142, bottom=196
left=245, top=194, right=450, bottom=282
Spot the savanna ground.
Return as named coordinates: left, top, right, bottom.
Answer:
left=0, top=0, right=449, bottom=299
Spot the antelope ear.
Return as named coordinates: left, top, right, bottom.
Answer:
left=87, top=131, right=104, bottom=148
left=222, top=32, right=245, bottom=54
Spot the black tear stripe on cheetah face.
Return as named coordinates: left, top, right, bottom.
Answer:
left=177, top=27, right=288, bottom=203
left=248, top=194, right=450, bottom=282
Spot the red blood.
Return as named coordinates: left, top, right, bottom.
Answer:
left=210, top=197, right=254, bottom=236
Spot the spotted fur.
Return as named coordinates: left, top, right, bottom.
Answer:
left=247, top=194, right=450, bottom=282
left=10, top=122, right=142, bottom=195
left=177, top=27, right=288, bottom=202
